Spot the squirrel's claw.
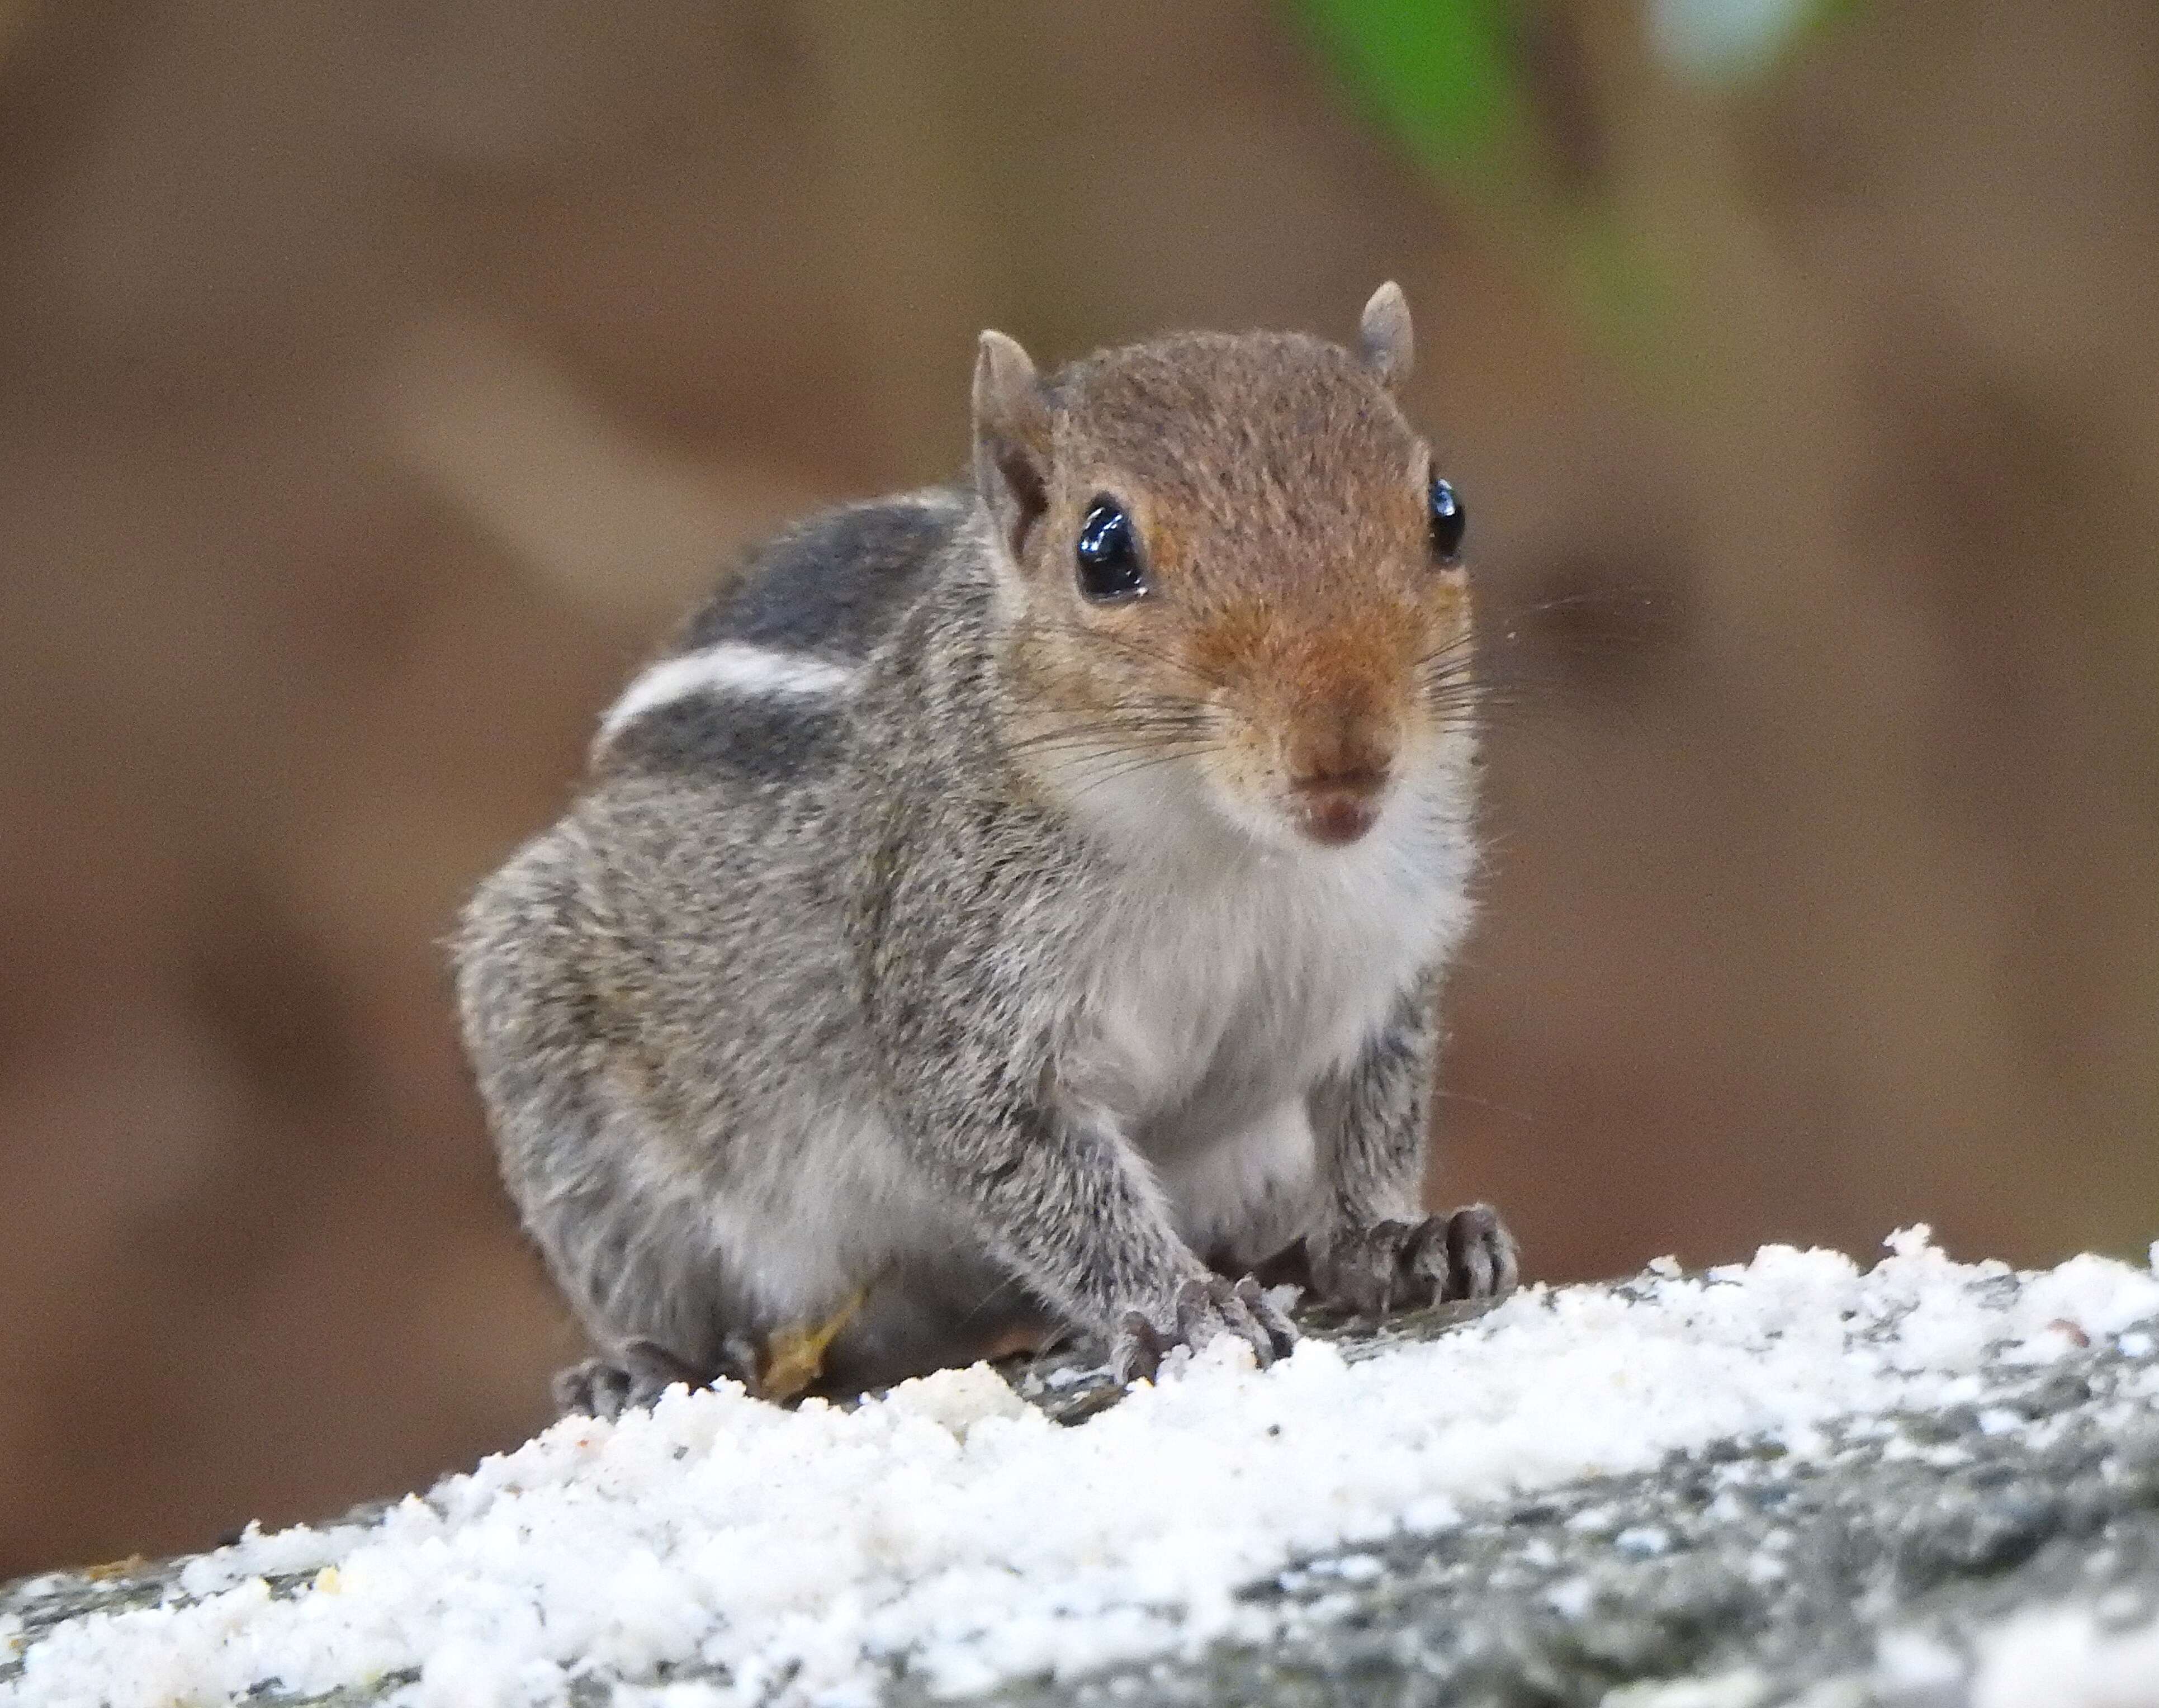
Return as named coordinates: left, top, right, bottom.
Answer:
left=1437, top=1202, right=1519, bottom=1302
left=1313, top=1204, right=1521, bottom=1317
left=1114, top=1273, right=1298, bottom=1385
left=1233, top=1274, right=1299, bottom=1359
left=1113, top=1309, right=1169, bottom=1384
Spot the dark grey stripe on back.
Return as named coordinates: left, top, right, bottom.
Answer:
left=683, top=491, right=965, bottom=664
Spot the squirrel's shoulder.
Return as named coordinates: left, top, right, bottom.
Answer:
left=681, top=484, right=973, bottom=663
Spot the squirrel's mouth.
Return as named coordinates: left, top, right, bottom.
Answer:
left=1286, top=774, right=1389, bottom=846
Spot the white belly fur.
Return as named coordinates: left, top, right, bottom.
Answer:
left=1067, top=793, right=1475, bottom=1259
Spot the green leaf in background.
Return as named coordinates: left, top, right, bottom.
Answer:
left=1296, top=0, right=1530, bottom=190
left=1297, top=0, right=1663, bottom=349
left=1300, top=0, right=1864, bottom=188
left=1294, top=0, right=1862, bottom=355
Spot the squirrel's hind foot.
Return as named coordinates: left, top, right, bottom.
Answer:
left=553, top=1357, right=638, bottom=1419
left=552, top=1336, right=758, bottom=1420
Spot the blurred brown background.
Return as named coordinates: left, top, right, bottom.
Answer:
left=1, top=0, right=2153, bottom=1576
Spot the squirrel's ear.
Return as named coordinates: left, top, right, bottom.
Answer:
left=1358, top=281, right=1414, bottom=391
left=973, top=329, right=1053, bottom=555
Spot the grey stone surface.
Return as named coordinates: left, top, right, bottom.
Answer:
left=974, top=1340, right=2159, bottom=1705
left=7, top=1285, right=2156, bottom=1706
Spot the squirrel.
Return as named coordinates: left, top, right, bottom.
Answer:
left=453, top=283, right=1518, bottom=1417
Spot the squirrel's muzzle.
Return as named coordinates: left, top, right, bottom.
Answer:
left=1283, top=704, right=1398, bottom=846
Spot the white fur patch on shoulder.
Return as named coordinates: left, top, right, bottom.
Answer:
left=599, top=642, right=858, bottom=739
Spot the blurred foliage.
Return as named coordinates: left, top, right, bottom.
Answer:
left=1300, top=0, right=1858, bottom=179
left=1297, top=0, right=1532, bottom=187
left=1295, top=0, right=1859, bottom=348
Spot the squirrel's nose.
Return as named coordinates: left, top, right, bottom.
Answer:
left=1286, top=705, right=1398, bottom=791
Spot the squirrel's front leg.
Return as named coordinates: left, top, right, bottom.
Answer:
left=907, top=1082, right=1295, bottom=1383
left=869, top=959, right=1295, bottom=1378
left=856, top=815, right=1293, bottom=1383
left=1305, top=978, right=1520, bottom=1317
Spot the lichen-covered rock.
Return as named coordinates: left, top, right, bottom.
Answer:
left=7, top=1237, right=2158, bottom=1707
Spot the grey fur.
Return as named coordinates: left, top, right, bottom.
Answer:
left=455, top=301, right=1514, bottom=1412
left=605, top=690, right=846, bottom=785
left=679, top=492, right=957, bottom=660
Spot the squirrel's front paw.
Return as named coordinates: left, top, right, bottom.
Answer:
left=1311, top=1203, right=1521, bottom=1317
left=1113, top=1274, right=1298, bottom=1384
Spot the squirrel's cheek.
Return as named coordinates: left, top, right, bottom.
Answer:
left=1191, top=733, right=1282, bottom=820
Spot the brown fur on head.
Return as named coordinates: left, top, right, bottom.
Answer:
left=972, top=283, right=1474, bottom=854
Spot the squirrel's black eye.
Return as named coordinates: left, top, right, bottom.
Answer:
left=1076, top=498, right=1147, bottom=602
left=1428, top=477, right=1465, bottom=564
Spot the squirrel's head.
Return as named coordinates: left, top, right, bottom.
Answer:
left=973, top=283, right=1475, bottom=857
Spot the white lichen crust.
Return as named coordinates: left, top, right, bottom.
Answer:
left=6, top=1232, right=2159, bottom=1707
